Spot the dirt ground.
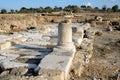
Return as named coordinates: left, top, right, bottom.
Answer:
left=74, top=29, right=120, bottom=80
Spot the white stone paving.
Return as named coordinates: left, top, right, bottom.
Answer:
left=0, top=61, right=37, bottom=69
left=0, top=23, right=84, bottom=80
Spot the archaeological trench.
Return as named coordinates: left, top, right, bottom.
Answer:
left=0, top=13, right=120, bottom=80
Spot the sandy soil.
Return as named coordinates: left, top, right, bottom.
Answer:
left=74, top=29, right=120, bottom=80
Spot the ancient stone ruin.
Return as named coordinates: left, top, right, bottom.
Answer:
left=0, top=13, right=119, bottom=80
left=57, top=20, right=76, bottom=52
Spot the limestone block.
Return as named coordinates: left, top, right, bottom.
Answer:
left=27, top=29, right=39, bottom=33
left=36, top=55, right=73, bottom=80
left=20, top=55, right=43, bottom=59
left=0, top=35, right=12, bottom=42
left=53, top=46, right=76, bottom=56
left=27, top=41, right=51, bottom=46
left=95, top=21, right=109, bottom=26
left=39, top=26, right=51, bottom=34
left=0, top=61, right=37, bottom=69
left=42, top=36, right=51, bottom=41
left=10, top=33, right=22, bottom=39
left=10, top=37, right=27, bottom=44
left=95, top=16, right=103, bottom=22
left=73, top=38, right=83, bottom=47
left=52, top=47, right=75, bottom=57
left=0, top=41, right=11, bottom=50
left=0, top=53, right=20, bottom=59
left=0, top=56, right=6, bottom=60
left=64, top=15, right=74, bottom=18
left=20, top=31, right=42, bottom=40
left=0, top=70, right=9, bottom=77
left=10, top=67, right=28, bottom=76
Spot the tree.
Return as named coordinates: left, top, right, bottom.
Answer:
left=112, top=5, right=119, bottom=12
left=86, top=6, right=92, bottom=10
left=36, top=7, right=44, bottom=13
left=81, top=5, right=86, bottom=9
left=15, top=10, right=18, bottom=13
left=64, top=5, right=72, bottom=12
left=10, top=9, right=14, bottom=14
left=64, top=5, right=80, bottom=13
left=19, top=7, right=28, bottom=13
left=29, top=7, right=34, bottom=13
left=94, top=7, right=99, bottom=12
left=53, top=6, right=62, bottom=12
left=94, top=7, right=99, bottom=10
left=102, top=5, right=107, bottom=11
left=44, top=6, right=53, bottom=13
left=1, top=9, right=7, bottom=14
left=72, top=5, right=80, bottom=13
left=107, top=8, right=112, bottom=12
left=87, top=6, right=92, bottom=9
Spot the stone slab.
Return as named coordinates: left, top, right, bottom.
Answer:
left=25, top=41, right=51, bottom=46
left=13, top=44, right=52, bottom=52
left=0, top=61, right=37, bottom=69
left=0, top=56, right=6, bottom=60
left=10, top=37, right=27, bottom=44
left=20, top=55, right=43, bottom=59
left=0, top=53, right=20, bottom=58
left=36, top=55, right=73, bottom=80
left=0, top=35, right=12, bottom=42
left=9, top=33, right=23, bottom=39
left=0, top=41, right=11, bottom=50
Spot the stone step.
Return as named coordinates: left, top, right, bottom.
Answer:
left=35, top=54, right=73, bottom=80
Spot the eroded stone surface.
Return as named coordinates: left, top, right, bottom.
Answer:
left=0, top=61, right=37, bottom=69
left=52, top=47, right=76, bottom=57
left=10, top=67, right=28, bottom=76
left=0, top=41, right=11, bottom=50
left=36, top=55, right=72, bottom=80
left=38, top=69, right=64, bottom=80
left=0, top=23, right=85, bottom=80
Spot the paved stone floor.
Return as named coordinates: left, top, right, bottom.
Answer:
left=0, top=23, right=84, bottom=80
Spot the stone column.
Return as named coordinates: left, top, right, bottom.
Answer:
left=56, top=20, right=75, bottom=51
